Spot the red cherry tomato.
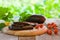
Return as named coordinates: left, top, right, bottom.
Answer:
left=35, top=24, right=44, bottom=29
left=39, top=24, right=43, bottom=28
left=35, top=24, right=40, bottom=29
left=52, top=24, right=57, bottom=28
left=35, top=25, right=39, bottom=29
left=51, top=22, right=55, bottom=25
left=47, top=29, right=52, bottom=35
left=53, top=26, right=57, bottom=29
left=54, top=29, right=58, bottom=34
left=47, top=23, right=51, bottom=26
left=48, top=25, right=52, bottom=29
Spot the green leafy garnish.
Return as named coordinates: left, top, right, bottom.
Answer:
left=0, top=23, right=5, bottom=30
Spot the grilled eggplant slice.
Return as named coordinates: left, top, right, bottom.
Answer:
left=26, top=15, right=46, bottom=24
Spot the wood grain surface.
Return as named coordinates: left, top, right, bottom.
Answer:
left=36, top=31, right=60, bottom=40
left=0, top=31, right=18, bottom=40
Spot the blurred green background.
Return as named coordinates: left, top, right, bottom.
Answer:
left=0, top=0, right=60, bottom=22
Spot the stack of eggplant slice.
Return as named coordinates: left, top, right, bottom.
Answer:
left=9, top=22, right=36, bottom=30
left=9, top=15, right=46, bottom=30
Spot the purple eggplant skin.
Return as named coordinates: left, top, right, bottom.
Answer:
left=9, top=22, right=36, bottom=30
left=26, top=15, right=46, bottom=24
left=9, top=26, right=33, bottom=30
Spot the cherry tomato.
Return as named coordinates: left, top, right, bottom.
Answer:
left=52, top=24, right=57, bottom=28
left=35, top=24, right=44, bottom=29
left=53, top=26, right=57, bottom=29
left=51, top=22, right=55, bottom=25
left=47, top=29, right=52, bottom=35
left=48, top=25, right=52, bottom=29
left=47, top=23, right=51, bottom=26
left=35, top=25, right=39, bottom=29
left=54, top=29, right=58, bottom=34
left=39, top=24, right=43, bottom=28
left=35, top=24, right=40, bottom=29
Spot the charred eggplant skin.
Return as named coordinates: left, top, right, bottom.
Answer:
left=26, top=15, right=46, bottom=24
left=9, top=26, right=33, bottom=30
left=9, top=22, right=36, bottom=30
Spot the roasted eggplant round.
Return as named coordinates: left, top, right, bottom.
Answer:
left=26, top=15, right=46, bottom=24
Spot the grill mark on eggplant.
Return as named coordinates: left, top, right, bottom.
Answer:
left=9, top=22, right=36, bottom=30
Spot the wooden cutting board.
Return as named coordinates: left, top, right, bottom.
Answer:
left=2, top=27, right=47, bottom=37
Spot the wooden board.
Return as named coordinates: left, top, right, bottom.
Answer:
left=2, top=27, right=47, bottom=37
